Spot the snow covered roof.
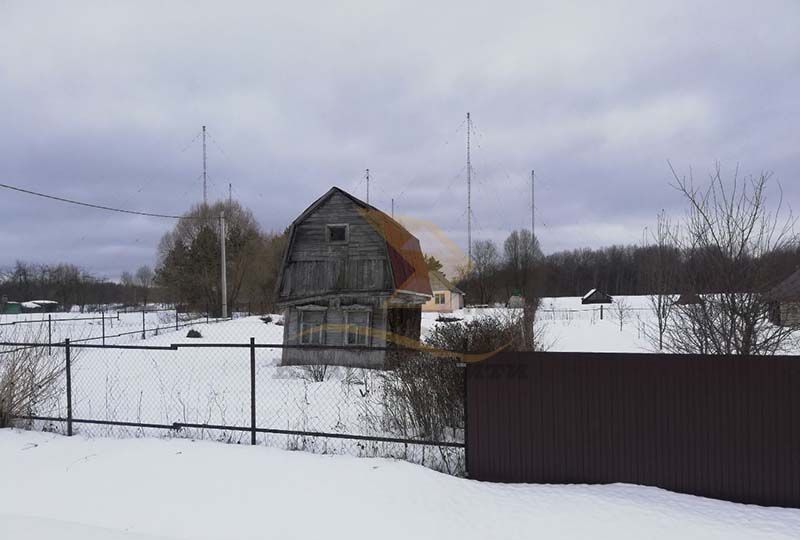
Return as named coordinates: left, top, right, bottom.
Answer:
left=21, top=301, right=42, bottom=309
left=765, top=269, right=800, bottom=302
left=429, top=270, right=464, bottom=295
left=581, top=289, right=613, bottom=305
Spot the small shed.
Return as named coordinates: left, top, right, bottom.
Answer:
left=276, top=187, right=432, bottom=368
left=765, top=269, right=800, bottom=327
left=422, top=270, right=465, bottom=313
left=674, top=292, right=702, bottom=306
left=1, top=298, right=22, bottom=315
left=28, top=300, right=60, bottom=313
left=581, top=288, right=613, bottom=305
left=21, top=301, right=43, bottom=313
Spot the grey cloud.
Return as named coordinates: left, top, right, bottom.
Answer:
left=0, top=0, right=798, bottom=278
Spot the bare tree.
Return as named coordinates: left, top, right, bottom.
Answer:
left=156, top=200, right=262, bottom=314
left=645, top=211, right=679, bottom=349
left=664, top=163, right=798, bottom=355
left=471, top=239, right=499, bottom=304
left=613, top=297, right=630, bottom=332
left=135, top=265, right=154, bottom=307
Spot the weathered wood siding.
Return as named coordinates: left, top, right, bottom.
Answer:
left=281, top=296, right=389, bottom=368
left=780, top=301, right=800, bottom=326
left=280, top=192, right=393, bottom=301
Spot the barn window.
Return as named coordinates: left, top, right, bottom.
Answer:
left=299, top=310, right=325, bottom=344
left=434, top=293, right=446, bottom=305
left=345, top=310, right=370, bottom=346
left=326, top=224, right=349, bottom=243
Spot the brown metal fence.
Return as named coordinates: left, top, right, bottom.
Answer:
left=466, top=351, right=800, bottom=508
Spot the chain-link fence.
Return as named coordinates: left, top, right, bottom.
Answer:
left=1, top=324, right=465, bottom=475
left=0, top=304, right=264, bottom=349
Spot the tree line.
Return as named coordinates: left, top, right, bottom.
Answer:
left=454, top=239, right=800, bottom=304
left=0, top=262, right=140, bottom=311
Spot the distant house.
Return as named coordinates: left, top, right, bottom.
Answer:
left=765, top=269, right=800, bottom=327
left=28, top=300, right=60, bottom=313
left=674, top=292, right=702, bottom=306
left=276, top=187, right=432, bottom=368
left=422, top=270, right=465, bottom=313
left=1, top=296, right=22, bottom=315
left=581, top=288, right=613, bottom=305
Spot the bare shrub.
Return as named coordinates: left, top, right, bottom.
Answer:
left=297, top=364, right=328, bottom=382
left=0, top=327, right=66, bottom=427
left=380, top=313, right=534, bottom=444
left=425, top=311, right=532, bottom=355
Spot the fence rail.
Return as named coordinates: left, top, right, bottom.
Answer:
left=7, top=338, right=465, bottom=475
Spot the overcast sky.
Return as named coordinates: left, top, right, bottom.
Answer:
left=1, top=1, right=798, bottom=279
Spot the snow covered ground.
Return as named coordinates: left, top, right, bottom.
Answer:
left=5, top=298, right=798, bottom=477
left=0, top=309, right=223, bottom=345
left=2, top=429, right=799, bottom=540
left=424, top=295, right=655, bottom=353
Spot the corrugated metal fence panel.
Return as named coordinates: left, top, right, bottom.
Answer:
left=466, top=351, right=800, bottom=508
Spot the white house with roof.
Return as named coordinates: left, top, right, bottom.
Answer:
left=422, top=270, right=465, bottom=313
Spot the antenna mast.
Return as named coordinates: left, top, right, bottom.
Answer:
left=531, top=169, right=535, bottom=240
left=202, top=126, right=207, bottom=205
left=365, top=168, right=370, bottom=204
left=466, top=112, right=472, bottom=268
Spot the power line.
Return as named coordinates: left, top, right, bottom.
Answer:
left=0, top=181, right=194, bottom=220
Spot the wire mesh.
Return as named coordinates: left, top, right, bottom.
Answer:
left=2, top=313, right=464, bottom=475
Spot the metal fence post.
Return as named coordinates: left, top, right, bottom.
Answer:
left=47, top=314, right=52, bottom=356
left=175, top=306, right=179, bottom=331
left=600, top=305, right=604, bottom=320
left=101, top=310, right=106, bottom=346
left=463, top=362, right=469, bottom=477
left=206, top=305, right=210, bottom=324
left=65, top=339, right=73, bottom=436
left=250, top=337, right=257, bottom=446
left=141, top=307, right=146, bottom=339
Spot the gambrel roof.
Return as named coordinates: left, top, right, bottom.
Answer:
left=278, top=187, right=432, bottom=299
left=429, top=270, right=464, bottom=295
left=766, top=268, right=800, bottom=302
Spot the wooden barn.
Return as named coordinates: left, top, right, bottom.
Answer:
left=765, top=268, right=800, bottom=327
left=276, top=187, right=432, bottom=368
left=581, top=288, right=613, bottom=305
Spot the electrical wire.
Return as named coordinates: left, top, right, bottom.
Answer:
left=0, top=181, right=197, bottom=220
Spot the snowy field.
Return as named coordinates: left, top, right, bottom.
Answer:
left=4, top=297, right=798, bottom=474
left=0, top=309, right=235, bottom=345
left=427, top=295, right=656, bottom=353
left=2, top=429, right=799, bottom=540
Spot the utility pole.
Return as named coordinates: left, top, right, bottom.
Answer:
left=466, top=112, right=472, bottom=268
left=391, top=198, right=394, bottom=218
left=228, top=182, right=232, bottom=207
left=365, top=168, right=370, bottom=204
left=220, top=211, right=228, bottom=319
left=531, top=169, right=535, bottom=240
left=202, top=126, right=208, bottom=205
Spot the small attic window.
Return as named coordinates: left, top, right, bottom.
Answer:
left=326, top=224, right=349, bottom=243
